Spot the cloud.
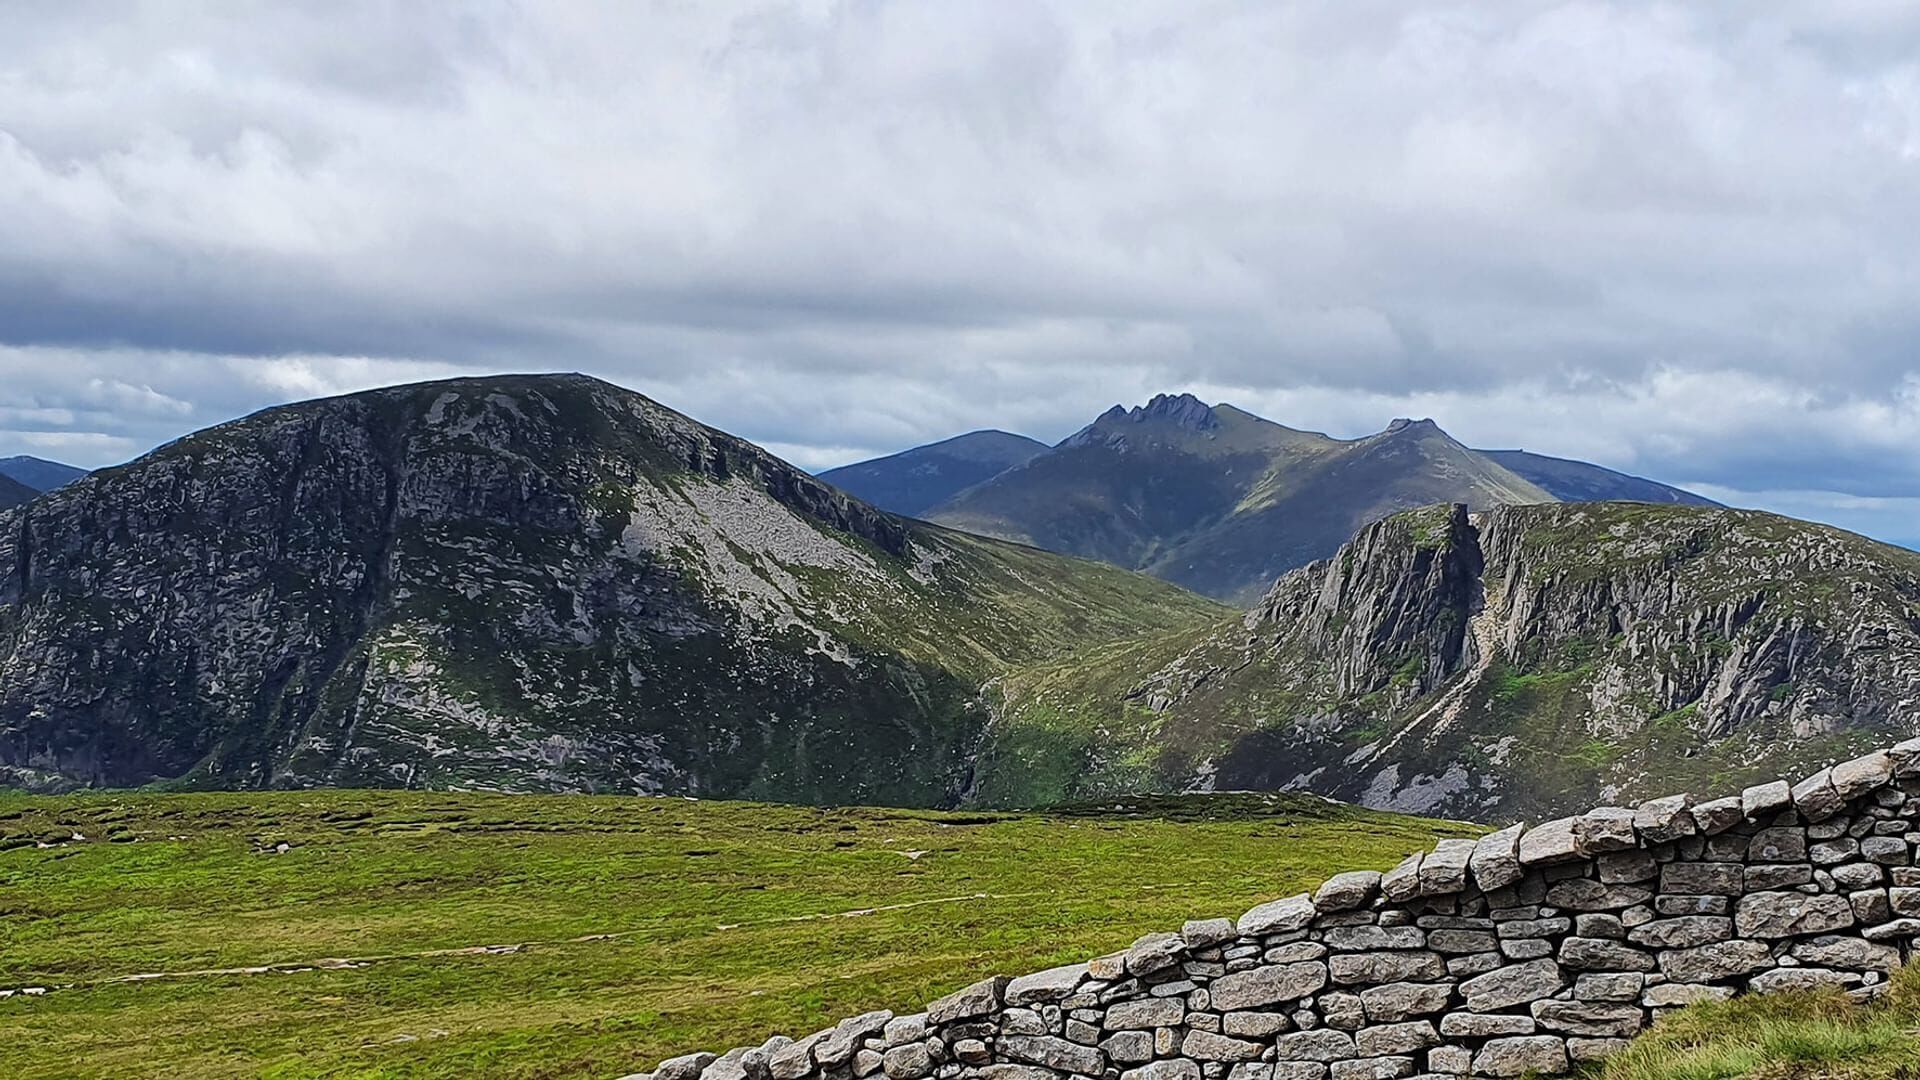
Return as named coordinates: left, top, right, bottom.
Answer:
left=1, top=2, right=1918, bottom=544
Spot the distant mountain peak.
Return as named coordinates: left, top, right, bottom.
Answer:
left=1382, top=417, right=1441, bottom=436
left=1135, top=392, right=1219, bottom=430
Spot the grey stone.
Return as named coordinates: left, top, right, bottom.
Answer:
left=1324, top=926, right=1426, bottom=952
left=1642, top=982, right=1736, bottom=1006
left=658, top=1054, right=719, bottom=1080
left=883, top=1015, right=927, bottom=1046
left=928, top=977, right=1005, bottom=1025
left=1833, top=751, right=1895, bottom=801
left=1459, top=959, right=1565, bottom=1012
left=1445, top=952, right=1502, bottom=978
left=1268, top=941, right=1331, bottom=964
left=881, top=1045, right=934, bottom=1080
left=1496, top=916, right=1570, bottom=939
left=854, top=1048, right=886, bottom=1078
left=1660, top=862, right=1743, bottom=895
left=1790, top=935, right=1901, bottom=971
left=1559, top=936, right=1656, bottom=972
left=1183, top=919, right=1238, bottom=949
left=952, top=1040, right=991, bottom=1066
left=999, top=1009, right=1047, bottom=1036
left=1241, top=894, right=1318, bottom=936
left=1746, top=864, right=1813, bottom=890
left=820, top=1011, right=894, bottom=1067
left=1007, top=964, right=1087, bottom=1006
left=1329, top=952, right=1446, bottom=986
left=1793, top=768, right=1845, bottom=822
left=1100, top=1031, right=1155, bottom=1064
left=999, top=1035, right=1103, bottom=1075
left=1862, top=918, right=1920, bottom=941
left=1861, top=837, right=1909, bottom=866
left=1546, top=879, right=1651, bottom=912
left=1470, top=824, right=1526, bottom=891
left=768, top=1036, right=824, bottom=1080
left=1222, top=1012, right=1293, bottom=1038
left=1574, top=913, right=1624, bottom=939
left=1517, top=817, right=1581, bottom=865
left=1209, top=963, right=1328, bottom=1010
left=1104, top=997, right=1185, bottom=1029
left=1472, top=1036, right=1568, bottom=1078
left=1500, top=939, right=1552, bottom=960
left=1627, top=916, right=1733, bottom=950
left=1750, top=828, right=1808, bottom=862
left=1182, top=1031, right=1263, bottom=1062
left=1328, top=1059, right=1413, bottom=1080
left=1273, top=1029, right=1359, bottom=1063
left=1735, top=891, right=1856, bottom=938
left=1381, top=852, right=1424, bottom=902
left=1750, top=968, right=1860, bottom=993
left=1691, top=796, right=1746, bottom=835
left=1087, top=952, right=1126, bottom=980
left=1126, top=932, right=1185, bottom=975
left=1425, top=929, right=1496, bottom=954
left=1634, top=794, right=1698, bottom=844
left=1230, top=1066, right=1275, bottom=1080
left=1851, top=888, right=1892, bottom=924
left=1656, top=894, right=1732, bottom=916
left=1893, top=887, right=1920, bottom=917
left=1121, top=1061, right=1201, bottom=1080
left=1596, top=850, right=1658, bottom=884
left=1567, top=1038, right=1632, bottom=1064
left=1573, top=972, right=1644, bottom=1002
left=1358, top=982, right=1452, bottom=1022
left=1315, top=871, right=1383, bottom=912
left=1530, top=1000, right=1644, bottom=1038
left=1418, top=839, right=1476, bottom=895
left=1320, top=990, right=1368, bottom=1030
left=1426, top=1045, right=1471, bottom=1076
left=1658, top=939, right=1772, bottom=982
left=1575, top=807, right=1639, bottom=852
left=1742, top=780, right=1792, bottom=820
left=1271, top=1066, right=1327, bottom=1080
left=1355, top=1022, right=1439, bottom=1057
left=1812, top=839, right=1861, bottom=865
left=1439, top=1012, right=1537, bottom=1037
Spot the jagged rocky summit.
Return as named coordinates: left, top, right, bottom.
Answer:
left=0, top=374, right=1219, bottom=801
left=980, top=502, right=1920, bottom=818
left=628, top=741, right=1920, bottom=1080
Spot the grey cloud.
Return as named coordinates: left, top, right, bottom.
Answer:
left=1, top=2, right=1918, bottom=543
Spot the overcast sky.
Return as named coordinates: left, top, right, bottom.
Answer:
left=4, top=2, right=1919, bottom=545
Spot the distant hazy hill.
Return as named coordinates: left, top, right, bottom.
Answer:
left=818, top=429, right=1046, bottom=517
left=981, top=501, right=1920, bottom=819
left=1481, top=448, right=1716, bottom=506
left=0, top=473, right=36, bottom=510
left=0, top=455, right=88, bottom=493
left=0, top=375, right=1218, bottom=800
left=826, top=395, right=1716, bottom=604
left=924, top=395, right=1553, bottom=603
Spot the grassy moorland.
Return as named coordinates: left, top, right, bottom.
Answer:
left=1597, top=972, right=1920, bottom=1080
left=0, top=789, right=1470, bottom=1079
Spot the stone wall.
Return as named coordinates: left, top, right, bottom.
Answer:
left=628, top=741, right=1920, bottom=1080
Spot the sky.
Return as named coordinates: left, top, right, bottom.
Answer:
left=3, top=3, right=1919, bottom=546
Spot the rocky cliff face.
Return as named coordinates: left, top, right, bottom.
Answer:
left=0, top=375, right=1220, bottom=801
left=982, top=503, right=1920, bottom=818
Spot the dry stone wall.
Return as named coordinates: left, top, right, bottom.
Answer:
left=628, top=741, right=1920, bottom=1080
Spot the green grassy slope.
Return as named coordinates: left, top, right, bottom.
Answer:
left=0, top=789, right=1472, bottom=1080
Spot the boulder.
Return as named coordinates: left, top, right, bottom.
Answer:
left=1741, top=780, right=1792, bottom=820
left=1517, top=817, right=1581, bottom=865
left=1832, top=752, right=1894, bottom=801
left=1183, top=918, right=1238, bottom=949
left=1573, top=807, right=1638, bottom=852
left=657, top=1054, right=719, bottom=1080
left=1690, top=795, right=1746, bottom=835
left=1381, top=852, right=1424, bottom=902
left=1126, top=932, right=1185, bottom=975
left=1007, top=964, right=1087, bottom=1006
left=928, top=977, right=1006, bottom=1025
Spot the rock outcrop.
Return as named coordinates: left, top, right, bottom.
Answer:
left=982, top=502, right=1920, bottom=818
left=630, top=742, right=1920, bottom=1080
left=0, top=374, right=1219, bottom=801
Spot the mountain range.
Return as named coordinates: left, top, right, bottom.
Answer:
left=0, top=375, right=1215, bottom=800
left=2, top=373, right=1911, bottom=819
left=0, top=455, right=88, bottom=509
left=823, top=394, right=1714, bottom=603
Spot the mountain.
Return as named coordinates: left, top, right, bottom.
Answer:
left=0, top=473, right=36, bottom=510
left=925, top=395, right=1555, bottom=603
left=978, top=501, right=1920, bottom=818
left=0, top=374, right=1221, bottom=800
left=0, top=455, right=89, bottom=493
left=818, top=429, right=1046, bottom=517
left=1480, top=448, right=1717, bottom=506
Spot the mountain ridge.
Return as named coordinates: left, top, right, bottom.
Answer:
left=817, top=429, right=1046, bottom=518
left=0, top=455, right=89, bottom=493
left=0, top=374, right=1220, bottom=801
